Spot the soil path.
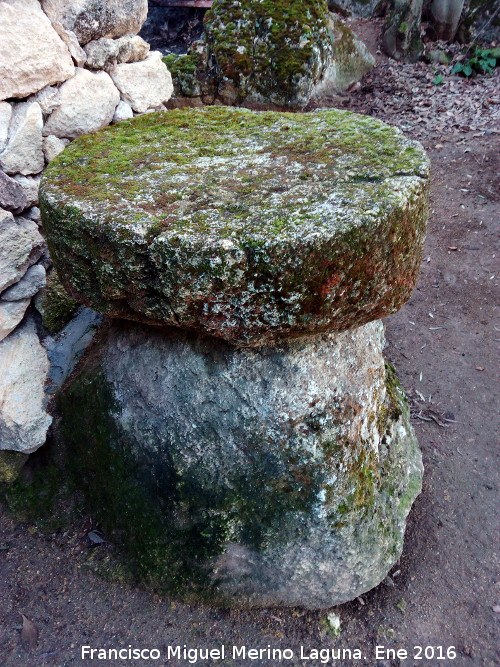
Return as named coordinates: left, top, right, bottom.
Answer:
left=1, top=22, right=498, bottom=667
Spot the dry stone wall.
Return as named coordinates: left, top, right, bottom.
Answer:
left=0, top=0, right=174, bottom=460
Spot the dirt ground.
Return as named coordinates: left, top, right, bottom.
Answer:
left=0, top=22, right=498, bottom=667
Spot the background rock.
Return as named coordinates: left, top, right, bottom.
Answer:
left=313, top=17, right=376, bottom=97
left=116, top=35, right=150, bottom=63
left=0, top=0, right=75, bottom=101
left=0, top=299, right=31, bottom=342
left=0, top=172, right=28, bottom=214
left=84, top=38, right=120, bottom=71
left=43, top=69, right=120, bottom=139
left=0, top=210, right=45, bottom=293
left=112, top=101, right=134, bottom=123
left=1, top=264, right=46, bottom=302
left=0, top=103, right=44, bottom=176
left=51, top=22, right=87, bottom=67
left=41, top=0, right=148, bottom=46
left=110, top=52, right=173, bottom=113
left=43, top=136, right=70, bottom=163
left=12, top=175, right=42, bottom=209
left=0, top=103, right=12, bottom=153
left=0, top=316, right=52, bottom=453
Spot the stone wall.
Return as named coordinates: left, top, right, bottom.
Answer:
left=0, top=0, right=173, bottom=461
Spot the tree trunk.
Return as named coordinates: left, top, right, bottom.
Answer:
left=430, top=0, right=466, bottom=41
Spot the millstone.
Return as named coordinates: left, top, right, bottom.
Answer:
left=56, top=320, right=422, bottom=608
left=42, top=106, right=428, bottom=607
left=40, top=106, right=429, bottom=346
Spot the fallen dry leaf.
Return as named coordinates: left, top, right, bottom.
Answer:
left=21, top=614, right=39, bottom=651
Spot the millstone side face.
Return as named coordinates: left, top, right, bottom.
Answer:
left=40, top=106, right=430, bottom=346
left=56, top=320, right=422, bottom=608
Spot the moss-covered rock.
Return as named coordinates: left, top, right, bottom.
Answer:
left=40, top=106, right=429, bottom=347
left=0, top=450, right=28, bottom=484
left=383, top=0, right=424, bottom=63
left=36, top=268, right=80, bottom=335
left=53, top=318, right=422, bottom=608
left=164, top=0, right=374, bottom=107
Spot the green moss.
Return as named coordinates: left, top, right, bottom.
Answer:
left=1, top=455, right=73, bottom=533
left=39, top=268, right=80, bottom=334
left=54, top=351, right=325, bottom=600
left=162, top=52, right=203, bottom=97
left=40, top=103, right=428, bottom=344
left=0, top=451, right=28, bottom=485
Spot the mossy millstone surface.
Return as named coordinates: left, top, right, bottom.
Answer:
left=40, top=106, right=430, bottom=346
left=55, top=319, right=423, bottom=608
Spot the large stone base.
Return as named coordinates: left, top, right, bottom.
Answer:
left=55, top=319, right=422, bottom=608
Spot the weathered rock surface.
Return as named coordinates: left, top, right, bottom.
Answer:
left=84, top=38, right=120, bottom=71
left=110, top=52, right=173, bottom=113
left=0, top=210, right=45, bottom=293
left=383, top=0, right=424, bottom=63
left=0, top=316, right=52, bottom=453
left=0, top=172, right=28, bottom=214
left=112, top=101, right=134, bottom=123
left=0, top=103, right=12, bottom=153
left=41, top=107, right=430, bottom=346
left=43, top=136, right=70, bottom=163
left=328, top=0, right=387, bottom=18
left=166, top=0, right=373, bottom=108
left=43, top=68, right=120, bottom=139
left=55, top=319, right=422, bottom=607
left=51, top=22, right=87, bottom=67
left=116, top=35, right=150, bottom=64
left=0, top=102, right=44, bottom=176
left=12, top=175, right=41, bottom=209
left=314, top=17, right=375, bottom=97
left=0, top=0, right=75, bottom=101
left=1, top=264, right=46, bottom=302
left=0, top=299, right=31, bottom=342
left=41, top=0, right=148, bottom=46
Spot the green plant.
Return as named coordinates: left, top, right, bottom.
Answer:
left=451, top=46, right=500, bottom=77
left=432, top=73, right=444, bottom=85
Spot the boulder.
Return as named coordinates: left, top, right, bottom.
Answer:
left=55, top=319, right=422, bottom=607
left=41, top=0, right=149, bottom=46
left=29, top=87, right=61, bottom=118
left=0, top=298, right=31, bottom=342
left=328, top=0, right=387, bottom=18
left=112, top=101, right=134, bottom=123
left=0, top=210, right=45, bottom=293
left=383, top=0, right=424, bottom=63
left=84, top=38, right=120, bottom=71
left=0, top=102, right=44, bottom=176
left=51, top=22, right=87, bottom=67
left=116, top=35, right=150, bottom=64
left=0, top=172, right=28, bottom=214
left=1, top=264, right=46, bottom=301
left=0, top=316, right=52, bottom=454
left=0, top=0, right=75, bottom=101
left=173, top=0, right=374, bottom=108
left=43, top=68, right=120, bottom=140
left=314, top=17, right=375, bottom=97
left=40, top=107, right=430, bottom=347
left=12, top=175, right=42, bottom=209
left=43, top=136, right=70, bottom=163
left=110, top=52, right=174, bottom=113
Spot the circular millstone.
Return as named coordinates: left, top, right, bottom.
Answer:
left=40, top=106, right=430, bottom=346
